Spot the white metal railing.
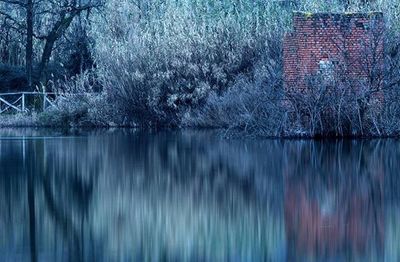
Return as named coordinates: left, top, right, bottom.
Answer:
left=0, top=92, right=56, bottom=114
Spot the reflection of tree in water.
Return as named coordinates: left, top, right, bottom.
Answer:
left=1, top=130, right=400, bottom=261
left=0, top=135, right=101, bottom=262
left=0, top=138, right=29, bottom=261
left=40, top=137, right=101, bottom=262
left=0, top=130, right=286, bottom=261
left=89, top=130, right=285, bottom=261
left=111, top=131, right=284, bottom=209
left=283, top=140, right=386, bottom=261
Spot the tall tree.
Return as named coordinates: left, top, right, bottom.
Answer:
left=36, top=0, right=103, bottom=83
left=26, top=0, right=33, bottom=89
left=0, top=0, right=103, bottom=89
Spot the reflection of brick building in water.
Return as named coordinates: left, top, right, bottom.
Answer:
left=283, top=145, right=385, bottom=260
left=283, top=12, right=385, bottom=91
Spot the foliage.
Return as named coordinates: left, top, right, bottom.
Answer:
left=0, top=113, right=38, bottom=127
left=40, top=71, right=120, bottom=127
left=2, top=0, right=400, bottom=136
left=91, top=0, right=291, bottom=127
left=0, top=0, right=102, bottom=87
left=86, top=0, right=400, bottom=136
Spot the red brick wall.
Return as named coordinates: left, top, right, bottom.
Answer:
left=283, top=12, right=384, bottom=90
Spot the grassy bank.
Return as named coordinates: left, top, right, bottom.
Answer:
left=0, top=114, right=39, bottom=128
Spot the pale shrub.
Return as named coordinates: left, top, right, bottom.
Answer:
left=91, top=0, right=291, bottom=126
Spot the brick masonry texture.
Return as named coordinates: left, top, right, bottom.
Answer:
left=283, top=12, right=385, bottom=90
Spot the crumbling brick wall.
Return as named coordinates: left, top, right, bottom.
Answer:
left=283, top=12, right=385, bottom=90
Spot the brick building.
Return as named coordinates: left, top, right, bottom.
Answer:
left=283, top=12, right=385, bottom=90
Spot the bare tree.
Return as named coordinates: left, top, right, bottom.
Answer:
left=0, top=0, right=103, bottom=89
left=36, top=0, right=103, bottom=84
left=26, top=0, right=33, bottom=89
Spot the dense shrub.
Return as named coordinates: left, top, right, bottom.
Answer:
left=40, top=71, right=123, bottom=127
left=30, top=0, right=400, bottom=136
left=181, top=0, right=400, bottom=137
left=182, top=55, right=286, bottom=137
left=0, top=114, right=38, bottom=127
left=91, top=0, right=290, bottom=127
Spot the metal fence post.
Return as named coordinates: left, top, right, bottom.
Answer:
left=43, top=93, right=46, bottom=111
left=22, top=93, right=25, bottom=112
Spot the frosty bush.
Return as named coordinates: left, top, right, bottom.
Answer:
left=182, top=50, right=286, bottom=137
left=91, top=0, right=291, bottom=126
left=78, top=0, right=400, bottom=136
left=41, top=71, right=120, bottom=127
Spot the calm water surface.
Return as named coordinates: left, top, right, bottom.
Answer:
left=0, top=129, right=399, bottom=262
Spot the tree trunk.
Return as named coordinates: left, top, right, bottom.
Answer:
left=26, top=0, right=34, bottom=90
left=26, top=139, right=37, bottom=262
left=38, top=13, right=76, bottom=85
left=38, top=35, right=57, bottom=85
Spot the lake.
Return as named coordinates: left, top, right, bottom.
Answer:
left=0, top=129, right=399, bottom=261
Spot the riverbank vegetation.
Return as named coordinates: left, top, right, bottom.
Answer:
left=1, top=0, right=400, bottom=137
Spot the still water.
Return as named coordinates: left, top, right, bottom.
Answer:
left=0, top=129, right=399, bottom=262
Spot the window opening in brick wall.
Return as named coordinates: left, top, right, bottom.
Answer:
left=319, top=59, right=335, bottom=82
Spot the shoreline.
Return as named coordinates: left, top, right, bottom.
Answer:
left=0, top=118, right=398, bottom=139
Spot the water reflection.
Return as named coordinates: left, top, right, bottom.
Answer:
left=0, top=129, right=399, bottom=261
left=283, top=141, right=386, bottom=261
